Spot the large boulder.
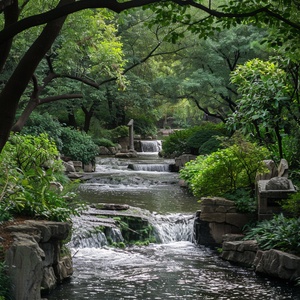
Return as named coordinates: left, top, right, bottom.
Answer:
left=254, top=249, right=300, bottom=281
left=5, top=221, right=73, bottom=300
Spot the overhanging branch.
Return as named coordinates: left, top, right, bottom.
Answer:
left=0, top=0, right=299, bottom=44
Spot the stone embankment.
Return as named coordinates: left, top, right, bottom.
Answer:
left=221, top=236, right=300, bottom=282
left=194, top=197, right=254, bottom=246
left=5, top=220, right=72, bottom=300
left=193, top=196, right=300, bottom=282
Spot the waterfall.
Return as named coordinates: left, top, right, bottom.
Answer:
left=69, top=207, right=195, bottom=249
left=151, top=213, right=195, bottom=243
left=140, top=140, right=162, bottom=152
left=68, top=210, right=124, bottom=249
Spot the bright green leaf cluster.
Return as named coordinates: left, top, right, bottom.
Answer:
left=180, top=140, right=269, bottom=197
left=0, top=133, right=83, bottom=222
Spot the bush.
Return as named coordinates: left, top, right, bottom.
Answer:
left=224, top=188, right=256, bottom=213
left=186, top=130, right=223, bottom=155
left=0, top=133, right=83, bottom=221
left=22, top=112, right=63, bottom=150
left=110, top=125, right=129, bottom=142
left=180, top=141, right=269, bottom=197
left=198, top=136, right=223, bottom=155
left=93, top=138, right=116, bottom=148
left=280, top=192, right=300, bottom=218
left=133, top=116, right=157, bottom=137
left=244, top=214, right=300, bottom=254
left=162, top=123, right=227, bottom=157
left=60, top=127, right=99, bottom=164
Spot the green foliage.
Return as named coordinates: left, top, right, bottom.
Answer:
left=0, top=133, right=83, bottom=222
left=186, top=129, right=224, bottom=155
left=133, top=115, right=157, bottom=137
left=113, top=216, right=156, bottom=246
left=198, top=137, right=223, bottom=155
left=0, top=262, right=11, bottom=300
left=110, top=126, right=129, bottom=141
left=60, top=127, right=99, bottom=164
left=280, top=192, right=300, bottom=218
left=162, top=123, right=226, bottom=157
left=93, top=138, right=116, bottom=148
left=224, top=188, right=256, bottom=213
left=244, top=214, right=300, bottom=254
left=21, top=112, right=63, bottom=151
left=180, top=140, right=269, bottom=197
left=228, top=58, right=292, bottom=158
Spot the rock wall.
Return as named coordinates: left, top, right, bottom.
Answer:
left=221, top=237, right=300, bottom=282
left=194, top=197, right=254, bottom=246
left=5, top=220, right=73, bottom=300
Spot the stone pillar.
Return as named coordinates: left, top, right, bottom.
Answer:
left=127, top=119, right=134, bottom=151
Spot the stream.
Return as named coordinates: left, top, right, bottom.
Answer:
left=48, top=147, right=300, bottom=300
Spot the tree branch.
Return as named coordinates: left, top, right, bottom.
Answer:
left=40, top=93, right=83, bottom=104
left=1, top=0, right=299, bottom=44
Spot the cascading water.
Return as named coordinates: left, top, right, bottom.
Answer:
left=140, top=140, right=162, bottom=152
left=48, top=155, right=300, bottom=300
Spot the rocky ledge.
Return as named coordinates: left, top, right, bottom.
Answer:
left=221, top=237, right=300, bottom=282
left=5, top=220, right=73, bottom=300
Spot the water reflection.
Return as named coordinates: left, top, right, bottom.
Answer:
left=49, top=242, right=300, bottom=300
left=47, top=154, right=300, bottom=300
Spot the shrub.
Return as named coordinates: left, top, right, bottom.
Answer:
left=162, top=127, right=199, bottom=157
left=60, top=127, right=99, bottom=164
left=280, top=192, right=300, bottom=218
left=0, top=133, right=83, bottom=221
left=162, top=123, right=227, bottom=157
left=180, top=141, right=269, bottom=197
left=224, top=188, right=256, bottom=213
left=244, top=214, right=300, bottom=254
left=22, top=112, right=63, bottom=150
left=186, top=130, right=223, bottom=155
left=198, top=136, right=223, bottom=155
left=93, top=138, right=116, bottom=148
left=110, top=125, right=129, bottom=142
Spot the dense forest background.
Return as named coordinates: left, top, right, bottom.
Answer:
left=0, top=0, right=300, bottom=162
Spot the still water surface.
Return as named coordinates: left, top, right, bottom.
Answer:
left=48, top=154, right=300, bottom=300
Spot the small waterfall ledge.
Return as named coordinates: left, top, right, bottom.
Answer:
left=134, top=140, right=162, bottom=153
left=69, top=204, right=195, bottom=249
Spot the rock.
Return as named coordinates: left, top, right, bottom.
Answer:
left=254, top=249, right=300, bottom=281
left=195, top=197, right=255, bottom=246
left=278, top=158, right=289, bottom=178
left=5, top=233, right=45, bottom=300
left=99, top=146, right=111, bottom=155
left=222, top=234, right=244, bottom=242
left=50, top=181, right=63, bottom=192
left=221, top=240, right=258, bottom=267
left=5, top=221, right=73, bottom=299
left=73, top=161, right=83, bottom=172
left=115, top=151, right=138, bottom=158
left=62, top=161, right=76, bottom=173
left=265, top=177, right=290, bottom=190
left=256, top=160, right=278, bottom=181
left=67, top=172, right=83, bottom=179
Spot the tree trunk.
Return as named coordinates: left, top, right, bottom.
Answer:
left=0, top=0, right=18, bottom=72
left=11, top=98, right=38, bottom=132
left=68, top=112, right=77, bottom=128
left=0, top=0, right=74, bottom=152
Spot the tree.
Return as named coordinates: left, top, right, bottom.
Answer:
left=1, top=0, right=300, bottom=152
left=228, top=58, right=292, bottom=159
